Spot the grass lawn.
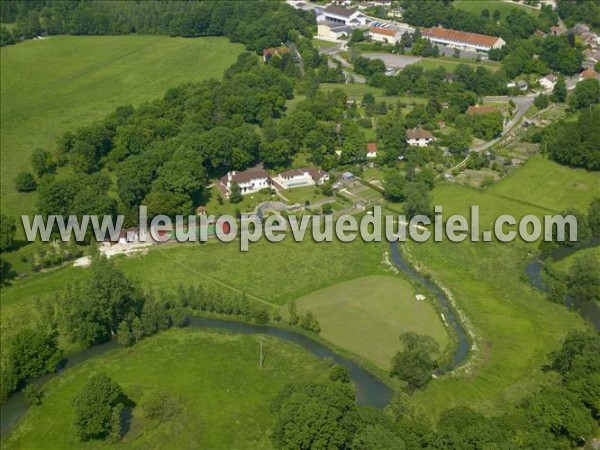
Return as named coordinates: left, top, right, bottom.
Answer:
left=311, top=38, right=339, bottom=49
left=489, top=155, right=600, bottom=212
left=280, top=185, right=328, bottom=205
left=2, top=328, right=330, bottom=449
left=294, top=275, right=450, bottom=370
left=0, top=35, right=243, bottom=219
left=453, top=0, right=539, bottom=17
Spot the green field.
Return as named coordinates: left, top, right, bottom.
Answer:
left=0, top=35, right=243, bottom=218
left=489, top=155, right=600, bottom=212
left=403, top=177, right=588, bottom=417
left=550, top=246, right=600, bottom=273
left=416, top=57, right=500, bottom=73
left=294, top=275, right=450, bottom=370
left=0, top=239, right=391, bottom=352
left=453, top=0, right=539, bottom=17
left=2, top=328, right=330, bottom=449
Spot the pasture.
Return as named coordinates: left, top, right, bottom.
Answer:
left=2, top=329, right=330, bottom=449
left=453, top=0, right=540, bottom=17
left=0, top=35, right=243, bottom=219
left=319, top=83, right=427, bottom=105
left=489, top=155, right=599, bottom=212
left=294, top=275, right=450, bottom=370
left=404, top=182, right=586, bottom=418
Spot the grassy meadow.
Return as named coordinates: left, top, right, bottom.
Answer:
left=0, top=35, right=243, bottom=219
left=2, top=329, right=330, bottom=449
left=453, top=0, right=540, bottom=17
left=488, top=155, right=600, bottom=212
left=294, top=275, right=450, bottom=370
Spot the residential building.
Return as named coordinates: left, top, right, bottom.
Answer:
left=406, top=128, right=435, bottom=147
left=262, top=47, right=289, bottom=63
left=366, top=143, right=377, bottom=158
left=539, top=74, right=557, bottom=90
left=215, top=165, right=271, bottom=198
left=389, top=8, right=404, bottom=18
left=272, top=168, right=329, bottom=190
left=423, top=26, right=506, bottom=53
left=317, top=5, right=367, bottom=27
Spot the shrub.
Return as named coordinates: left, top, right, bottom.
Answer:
left=14, top=172, right=37, bottom=192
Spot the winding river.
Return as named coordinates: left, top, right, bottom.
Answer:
left=525, top=237, right=600, bottom=331
left=3, top=239, right=596, bottom=438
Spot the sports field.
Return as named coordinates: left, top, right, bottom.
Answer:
left=453, top=0, right=539, bottom=17
left=0, top=35, right=243, bottom=218
left=294, top=275, right=450, bottom=370
left=2, top=329, right=330, bottom=449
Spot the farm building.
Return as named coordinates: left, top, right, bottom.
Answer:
left=423, top=26, right=505, bottom=53
left=406, top=128, right=435, bottom=147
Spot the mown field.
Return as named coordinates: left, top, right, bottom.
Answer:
left=0, top=35, right=243, bottom=219
left=294, top=275, right=450, bottom=370
left=2, top=329, right=330, bottom=449
left=453, top=0, right=540, bottom=17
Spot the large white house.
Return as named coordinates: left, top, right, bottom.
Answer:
left=406, top=128, right=435, bottom=147
left=216, top=165, right=271, bottom=198
left=317, top=5, right=367, bottom=27
left=539, top=74, right=557, bottom=90
left=272, top=168, right=329, bottom=190
left=423, top=26, right=506, bottom=53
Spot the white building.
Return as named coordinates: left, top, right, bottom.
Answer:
left=317, top=5, right=367, bottom=27
left=272, top=168, right=329, bottom=190
left=423, top=26, right=506, bottom=53
left=369, top=24, right=414, bottom=44
left=216, top=165, right=271, bottom=198
left=539, top=74, right=557, bottom=90
left=317, top=21, right=352, bottom=42
left=406, top=128, right=435, bottom=147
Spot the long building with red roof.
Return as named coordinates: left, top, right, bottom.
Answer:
left=423, top=26, right=506, bottom=53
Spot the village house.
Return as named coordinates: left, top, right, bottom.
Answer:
left=366, top=143, right=377, bottom=158
left=423, top=26, right=505, bottom=53
left=580, top=67, right=599, bottom=81
left=368, top=24, right=414, bottom=44
left=215, top=165, right=271, bottom=198
left=539, top=74, right=557, bottom=90
left=262, top=47, right=289, bottom=63
left=406, top=128, right=435, bottom=147
left=271, top=168, right=329, bottom=190
left=317, top=5, right=367, bottom=27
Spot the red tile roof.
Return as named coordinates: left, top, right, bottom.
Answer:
left=220, top=165, right=269, bottom=185
left=423, top=26, right=500, bottom=48
left=406, top=128, right=434, bottom=140
left=367, top=143, right=378, bottom=153
left=370, top=27, right=397, bottom=37
left=466, top=105, right=499, bottom=115
left=581, top=68, right=598, bottom=79
left=262, top=47, right=289, bottom=56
